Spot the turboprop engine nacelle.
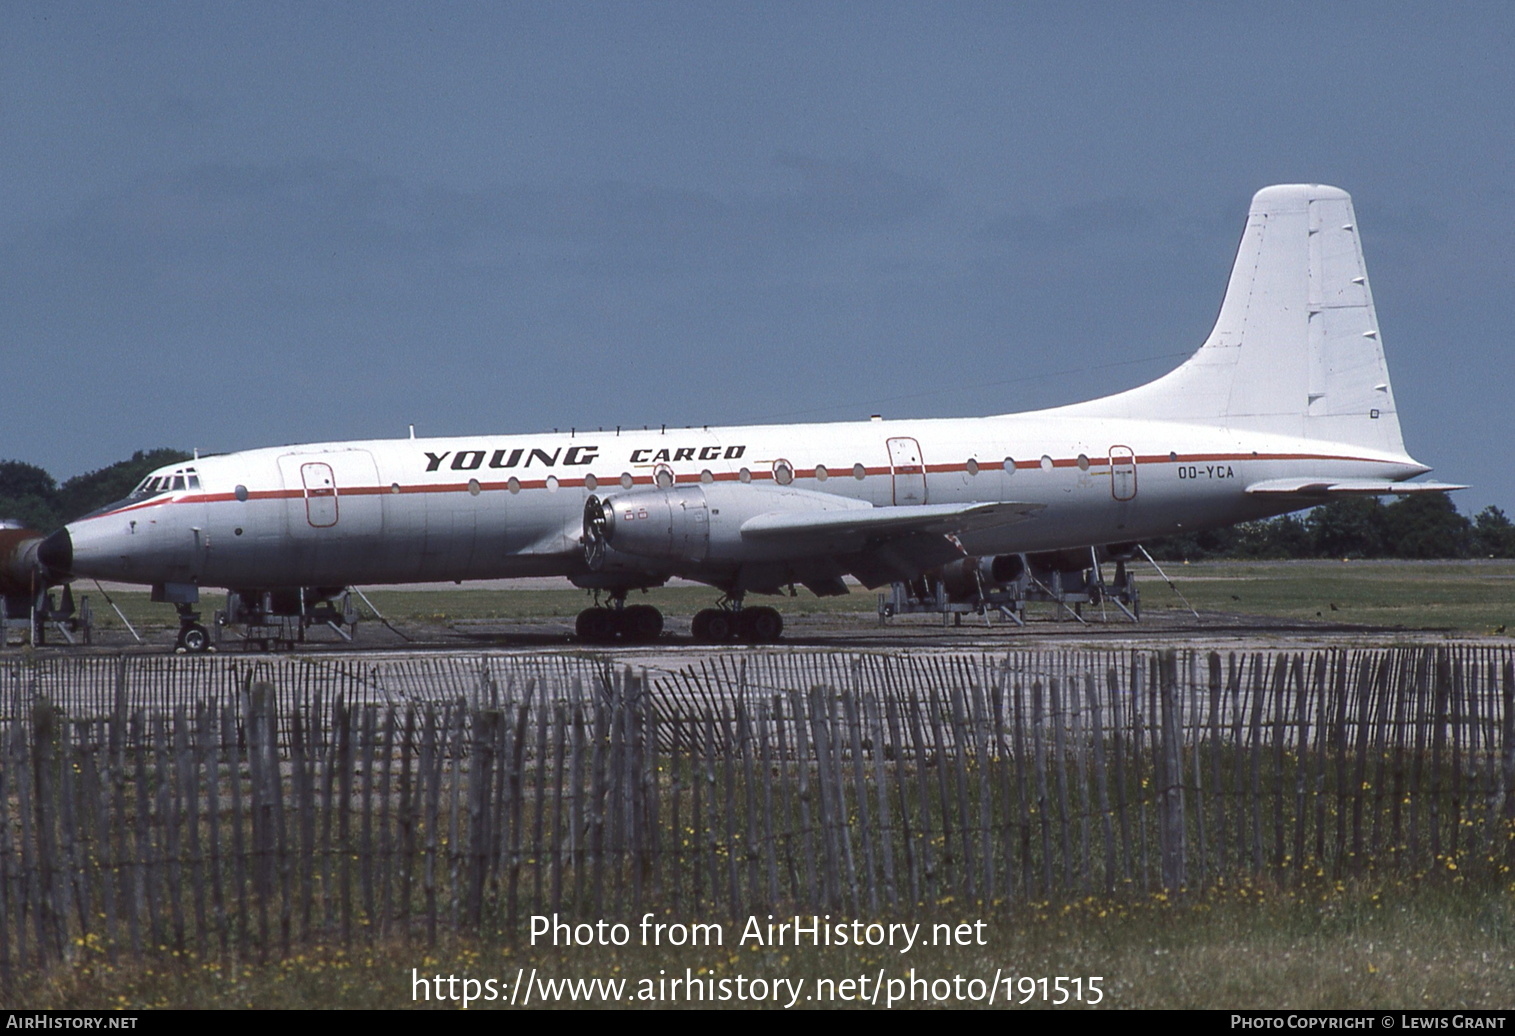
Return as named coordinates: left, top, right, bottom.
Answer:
left=583, top=483, right=871, bottom=570
left=586, top=486, right=713, bottom=567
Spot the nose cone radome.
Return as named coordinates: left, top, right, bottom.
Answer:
left=38, top=527, right=73, bottom=580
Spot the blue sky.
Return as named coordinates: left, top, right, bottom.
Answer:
left=4, top=2, right=1511, bottom=516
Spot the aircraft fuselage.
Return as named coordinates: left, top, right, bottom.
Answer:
left=63, top=412, right=1423, bottom=592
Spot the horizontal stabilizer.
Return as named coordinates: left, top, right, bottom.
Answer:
left=740, top=500, right=1043, bottom=544
left=1245, top=478, right=1467, bottom=497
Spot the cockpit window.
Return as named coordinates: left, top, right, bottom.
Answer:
left=88, top=465, right=197, bottom=519
left=127, top=466, right=200, bottom=501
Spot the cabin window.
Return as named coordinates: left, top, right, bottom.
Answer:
left=700, top=469, right=714, bottom=484
left=620, top=472, right=634, bottom=490
left=507, top=477, right=521, bottom=494
left=1040, top=455, right=1054, bottom=472
left=739, top=467, right=752, bottom=484
left=235, top=485, right=249, bottom=502
left=584, top=474, right=598, bottom=492
left=1077, top=453, right=1090, bottom=472
left=852, top=463, right=866, bottom=480
left=546, top=476, right=559, bottom=492
left=773, top=460, right=794, bottom=485
left=966, top=458, right=979, bottom=476
left=1003, top=458, right=1016, bottom=475
left=814, top=464, right=828, bottom=481
left=468, top=479, right=481, bottom=496
left=390, top=483, right=400, bottom=494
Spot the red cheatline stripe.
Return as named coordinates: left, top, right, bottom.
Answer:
left=83, top=448, right=1386, bottom=518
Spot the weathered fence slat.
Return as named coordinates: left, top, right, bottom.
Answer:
left=0, top=645, right=1510, bottom=989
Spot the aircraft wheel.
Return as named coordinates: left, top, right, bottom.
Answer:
left=575, top=608, right=596, bottom=639
left=178, top=623, right=211, bottom=653
left=740, top=606, right=784, bottom=643
left=705, top=610, right=737, bottom=643
left=575, top=607, right=618, bottom=644
left=691, top=608, right=729, bottom=644
left=622, top=604, right=663, bottom=643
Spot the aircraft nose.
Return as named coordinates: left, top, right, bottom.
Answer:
left=38, top=526, right=73, bottom=579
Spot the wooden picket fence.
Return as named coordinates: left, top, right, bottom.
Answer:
left=1, top=646, right=1512, bottom=984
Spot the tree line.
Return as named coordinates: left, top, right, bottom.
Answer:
left=1147, top=494, right=1515, bottom=561
left=0, top=450, right=191, bottom=531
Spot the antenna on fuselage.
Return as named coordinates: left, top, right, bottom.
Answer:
left=409, top=424, right=416, bottom=439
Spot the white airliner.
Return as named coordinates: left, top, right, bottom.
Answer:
left=40, top=184, right=1461, bottom=649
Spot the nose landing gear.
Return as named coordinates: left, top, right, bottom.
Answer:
left=174, top=603, right=212, bottom=653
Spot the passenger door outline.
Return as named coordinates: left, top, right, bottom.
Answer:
left=1110, top=445, right=1137, bottom=501
left=886, top=437, right=927, bottom=505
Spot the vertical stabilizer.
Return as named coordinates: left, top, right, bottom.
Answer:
left=1052, top=184, right=1408, bottom=457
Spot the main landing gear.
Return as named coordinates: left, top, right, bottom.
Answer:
left=690, top=598, right=783, bottom=645
left=575, top=592, right=664, bottom=645
left=572, top=593, right=785, bottom=645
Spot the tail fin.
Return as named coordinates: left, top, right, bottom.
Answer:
left=1054, top=184, right=1410, bottom=458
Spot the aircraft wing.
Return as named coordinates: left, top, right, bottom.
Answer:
left=740, top=500, right=1044, bottom=590
left=740, top=500, right=1043, bottom=543
left=1245, top=478, right=1468, bottom=497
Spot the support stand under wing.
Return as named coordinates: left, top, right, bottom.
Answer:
left=213, top=589, right=361, bottom=651
left=879, top=550, right=1141, bottom=627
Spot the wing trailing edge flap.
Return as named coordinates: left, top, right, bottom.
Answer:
left=1245, top=478, right=1468, bottom=498
left=741, top=500, right=1044, bottom=590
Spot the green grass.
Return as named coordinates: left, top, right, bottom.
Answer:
left=22, top=870, right=1515, bottom=1009
left=1141, top=559, right=1515, bottom=634
left=74, top=560, right=1515, bottom=637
